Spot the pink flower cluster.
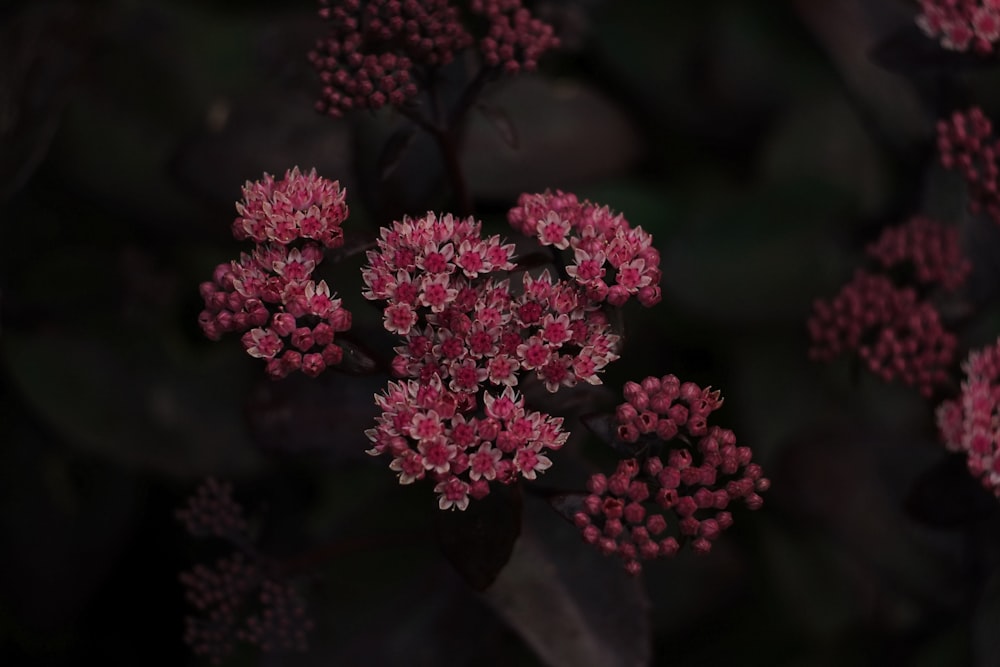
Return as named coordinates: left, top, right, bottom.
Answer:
left=309, top=0, right=559, bottom=117
left=177, top=480, right=313, bottom=664
left=471, top=0, right=561, bottom=73
left=198, top=168, right=352, bottom=379
left=938, top=106, right=1000, bottom=226
left=180, top=553, right=313, bottom=664
left=507, top=190, right=662, bottom=307
left=573, top=375, right=768, bottom=575
left=937, top=338, right=1000, bottom=495
left=864, top=216, right=971, bottom=291
left=808, top=217, right=969, bottom=398
left=365, top=376, right=568, bottom=509
left=808, top=270, right=958, bottom=397
left=175, top=477, right=248, bottom=541
left=917, top=0, right=1000, bottom=54
left=362, top=210, right=622, bottom=394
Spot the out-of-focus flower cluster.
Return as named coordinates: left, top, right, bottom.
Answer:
left=916, top=0, right=1000, bottom=54
left=309, top=0, right=559, bottom=117
left=937, top=338, right=1000, bottom=495
left=363, top=194, right=661, bottom=509
left=508, top=189, right=662, bottom=307
left=573, top=375, right=768, bottom=575
left=177, top=480, right=314, bottom=664
left=366, top=376, right=568, bottom=510
left=938, top=106, right=1000, bottom=227
left=198, top=168, right=352, bottom=379
left=808, top=217, right=968, bottom=398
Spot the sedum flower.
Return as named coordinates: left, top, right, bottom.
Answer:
left=936, top=338, right=1000, bottom=495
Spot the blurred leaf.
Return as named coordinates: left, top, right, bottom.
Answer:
left=662, top=183, right=853, bottom=326
left=377, top=125, right=417, bottom=181
left=1, top=331, right=261, bottom=477
left=0, top=416, right=139, bottom=635
left=868, top=25, right=998, bottom=74
left=245, top=372, right=384, bottom=460
left=905, top=454, right=998, bottom=528
left=792, top=0, right=928, bottom=148
left=974, top=568, right=1000, bottom=667
left=579, top=412, right=633, bottom=456
left=759, top=92, right=892, bottom=217
left=0, top=2, right=89, bottom=201
left=436, top=484, right=522, bottom=591
left=481, top=495, right=650, bottom=667
left=461, top=76, right=641, bottom=201
left=475, top=102, right=519, bottom=150
left=765, top=425, right=966, bottom=638
left=548, top=492, right=587, bottom=523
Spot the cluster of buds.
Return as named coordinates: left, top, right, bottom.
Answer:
left=365, top=376, right=568, bottom=509
left=937, top=337, right=1000, bottom=495
left=177, top=480, right=313, bottom=664
left=864, top=215, right=972, bottom=291
left=916, top=0, right=1000, bottom=54
left=309, top=0, right=559, bottom=117
left=937, top=106, right=1000, bottom=227
left=508, top=190, right=662, bottom=307
left=808, top=217, right=968, bottom=398
left=573, top=375, right=768, bottom=575
left=198, top=168, right=352, bottom=379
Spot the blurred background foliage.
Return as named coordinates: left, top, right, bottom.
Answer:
left=3, top=0, right=1000, bottom=665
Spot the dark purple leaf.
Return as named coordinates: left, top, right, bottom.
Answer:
left=476, top=103, right=519, bottom=150
left=868, top=25, right=999, bottom=74
left=974, top=568, right=1000, bottom=667
left=579, top=412, right=635, bottom=456
left=245, top=372, right=384, bottom=460
left=334, top=336, right=382, bottom=376
left=548, top=492, right=588, bottom=523
left=435, top=483, right=522, bottom=591
left=377, top=125, right=417, bottom=181
left=481, top=495, right=650, bottom=667
left=905, top=453, right=998, bottom=528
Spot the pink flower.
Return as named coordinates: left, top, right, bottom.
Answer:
left=368, top=379, right=566, bottom=509
left=234, top=168, right=347, bottom=247
left=198, top=170, right=352, bottom=378
left=936, top=338, right=1000, bottom=495
left=384, top=302, right=418, bottom=335
left=917, top=0, right=1000, bottom=53
left=507, top=190, right=662, bottom=307
left=242, top=328, right=283, bottom=359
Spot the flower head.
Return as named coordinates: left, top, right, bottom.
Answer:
left=366, top=378, right=567, bottom=509
left=917, top=1, right=1000, bottom=54
left=508, top=190, right=662, bottom=307
left=936, top=338, right=1000, bottom=495
left=198, top=169, right=352, bottom=379
left=574, top=376, right=767, bottom=574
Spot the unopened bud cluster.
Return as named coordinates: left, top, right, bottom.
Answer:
left=177, top=480, right=314, bottom=664
left=808, top=217, right=968, bottom=398
left=574, top=375, right=768, bottom=575
left=309, top=0, right=559, bottom=117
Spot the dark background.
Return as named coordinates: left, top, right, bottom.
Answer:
left=3, top=0, right=1000, bottom=665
